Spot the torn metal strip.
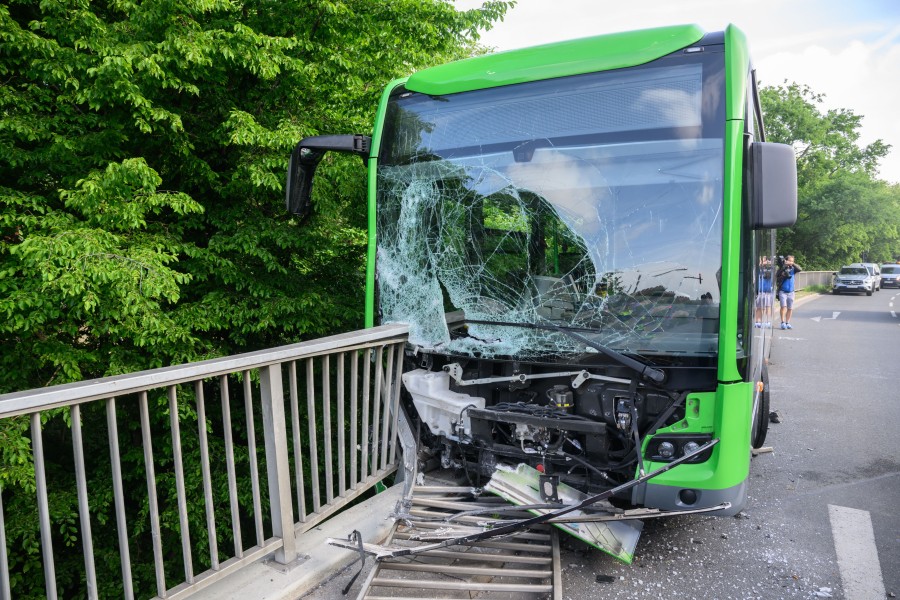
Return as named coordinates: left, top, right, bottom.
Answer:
left=485, top=463, right=641, bottom=563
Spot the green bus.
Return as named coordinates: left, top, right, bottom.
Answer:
left=286, top=24, right=796, bottom=518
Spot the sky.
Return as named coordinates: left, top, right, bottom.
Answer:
left=454, top=0, right=900, bottom=184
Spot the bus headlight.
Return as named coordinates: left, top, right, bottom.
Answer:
left=646, top=435, right=713, bottom=463
left=658, top=441, right=676, bottom=459
left=683, top=441, right=701, bottom=456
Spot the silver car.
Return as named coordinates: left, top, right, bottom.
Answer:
left=833, top=265, right=875, bottom=296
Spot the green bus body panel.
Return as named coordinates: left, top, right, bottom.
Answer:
left=724, top=25, right=750, bottom=121
left=405, top=24, right=705, bottom=96
left=365, top=77, right=408, bottom=328
left=643, top=382, right=752, bottom=490
left=716, top=119, right=745, bottom=382
left=717, top=25, right=751, bottom=382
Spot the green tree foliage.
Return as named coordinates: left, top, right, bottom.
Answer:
left=760, top=82, right=899, bottom=268
left=1, top=0, right=511, bottom=596
left=1, top=0, right=512, bottom=392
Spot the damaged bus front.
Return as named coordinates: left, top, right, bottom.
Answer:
left=287, top=24, right=796, bottom=522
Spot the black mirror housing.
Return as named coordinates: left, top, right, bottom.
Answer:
left=285, top=134, right=371, bottom=217
left=750, top=142, right=797, bottom=229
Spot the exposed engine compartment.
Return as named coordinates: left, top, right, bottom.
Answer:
left=402, top=351, right=712, bottom=499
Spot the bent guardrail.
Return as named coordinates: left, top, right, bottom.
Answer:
left=0, top=324, right=409, bottom=600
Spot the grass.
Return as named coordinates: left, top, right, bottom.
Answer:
left=797, top=284, right=830, bottom=298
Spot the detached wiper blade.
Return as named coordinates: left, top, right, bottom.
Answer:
left=462, top=319, right=666, bottom=384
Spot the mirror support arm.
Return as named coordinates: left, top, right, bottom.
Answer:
left=285, top=134, right=372, bottom=217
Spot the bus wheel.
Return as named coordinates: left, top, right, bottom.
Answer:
left=751, top=365, right=770, bottom=449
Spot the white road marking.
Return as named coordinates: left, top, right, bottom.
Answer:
left=828, top=504, right=886, bottom=600
left=810, top=312, right=840, bottom=322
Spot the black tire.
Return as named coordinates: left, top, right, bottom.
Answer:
left=866, top=289, right=873, bottom=296
left=751, top=365, right=770, bottom=449
left=832, top=289, right=840, bottom=295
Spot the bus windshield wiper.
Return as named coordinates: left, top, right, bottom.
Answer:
left=462, top=319, right=666, bottom=384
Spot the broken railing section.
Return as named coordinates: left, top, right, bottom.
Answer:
left=328, top=438, right=720, bottom=563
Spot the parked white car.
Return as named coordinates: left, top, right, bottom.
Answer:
left=881, top=264, right=900, bottom=289
left=857, top=262, right=881, bottom=291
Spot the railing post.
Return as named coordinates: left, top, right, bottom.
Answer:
left=0, top=483, right=12, bottom=600
left=31, top=413, right=57, bottom=600
left=259, top=364, right=297, bottom=564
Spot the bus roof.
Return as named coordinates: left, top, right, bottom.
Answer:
left=405, top=24, right=706, bottom=96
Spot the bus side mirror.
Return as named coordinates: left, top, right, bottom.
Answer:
left=285, top=134, right=371, bottom=218
left=750, top=142, right=797, bottom=229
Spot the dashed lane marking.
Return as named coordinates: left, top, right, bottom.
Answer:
left=828, top=504, right=886, bottom=600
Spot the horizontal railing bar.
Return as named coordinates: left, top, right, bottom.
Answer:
left=150, top=538, right=283, bottom=600
left=394, top=549, right=553, bottom=565
left=390, top=534, right=552, bottom=553
left=0, top=325, right=408, bottom=418
left=369, top=578, right=553, bottom=592
left=379, top=562, right=552, bottom=578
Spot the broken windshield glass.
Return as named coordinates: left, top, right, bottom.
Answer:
left=377, top=52, right=725, bottom=359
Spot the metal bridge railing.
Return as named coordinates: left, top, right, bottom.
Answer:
left=0, top=324, right=409, bottom=600
left=795, top=270, right=834, bottom=290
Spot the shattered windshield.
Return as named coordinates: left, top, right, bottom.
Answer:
left=377, top=51, right=726, bottom=359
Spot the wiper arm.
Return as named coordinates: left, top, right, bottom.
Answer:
left=462, top=319, right=666, bottom=384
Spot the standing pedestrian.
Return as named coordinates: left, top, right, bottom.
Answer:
left=755, top=256, right=774, bottom=328
left=777, top=255, right=802, bottom=329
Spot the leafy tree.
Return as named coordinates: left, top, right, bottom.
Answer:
left=788, top=172, right=900, bottom=268
left=760, top=82, right=897, bottom=267
left=1, top=0, right=511, bottom=596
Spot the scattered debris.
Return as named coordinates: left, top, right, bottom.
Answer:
left=752, top=446, right=774, bottom=455
left=486, top=463, right=642, bottom=563
left=769, top=410, right=783, bottom=423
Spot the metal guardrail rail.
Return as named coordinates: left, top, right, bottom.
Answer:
left=0, top=324, right=409, bottom=600
left=795, top=270, right=834, bottom=290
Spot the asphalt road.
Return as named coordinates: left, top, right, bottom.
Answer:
left=302, top=291, right=899, bottom=600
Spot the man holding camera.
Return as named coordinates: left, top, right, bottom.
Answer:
left=776, top=255, right=802, bottom=329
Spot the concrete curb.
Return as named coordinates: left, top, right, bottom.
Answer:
left=189, top=483, right=404, bottom=600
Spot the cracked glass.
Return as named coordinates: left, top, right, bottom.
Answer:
left=377, top=51, right=726, bottom=360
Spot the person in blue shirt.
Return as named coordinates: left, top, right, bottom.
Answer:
left=776, top=255, right=802, bottom=329
left=755, top=256, right=774, bottom=327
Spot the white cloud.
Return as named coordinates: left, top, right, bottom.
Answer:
left=756, top=37, right=900, bottom=182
